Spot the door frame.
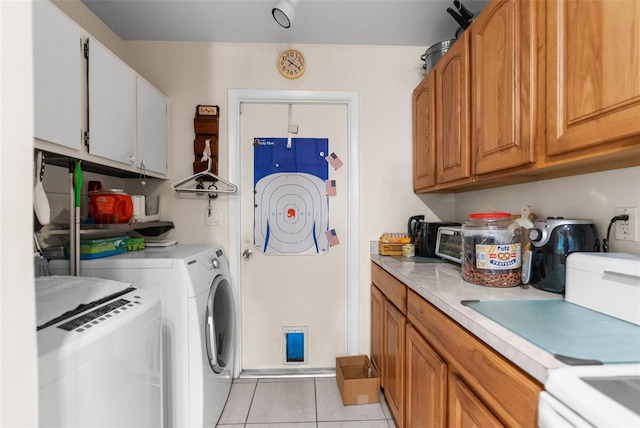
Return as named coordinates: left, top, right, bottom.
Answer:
left=227, top=89, right=360, bottom=376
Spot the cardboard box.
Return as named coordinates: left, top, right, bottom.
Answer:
left=336, top=355, right=380, bottom=405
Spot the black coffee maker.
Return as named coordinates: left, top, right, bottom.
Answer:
left=523, top=217, right=600, bottom=294
left=408, top=215, right=461, bottom=258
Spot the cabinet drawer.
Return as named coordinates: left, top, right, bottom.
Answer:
left=371, top=263, right=407, bottom=314
left=407, top=289, right=541, bottom=427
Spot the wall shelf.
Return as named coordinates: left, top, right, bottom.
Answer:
left=49, top=221, right=174, bottom=237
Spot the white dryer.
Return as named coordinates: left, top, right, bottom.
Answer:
left=49, top=245, right=236, bottom=427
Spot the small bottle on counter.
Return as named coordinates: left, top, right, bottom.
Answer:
left=461, top=212, right=522, bottom=287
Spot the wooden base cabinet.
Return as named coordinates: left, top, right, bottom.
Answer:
left=448, top=373, right=505, bottom=428
left=370, top=284, right=385, bottom=384
left=384, top=301, right=406, bottom=427
left=406, top=289, right=542, bottom=427
left=371, top=264, right=407, bottom=427
left=405, top=325, right=446, bottom=428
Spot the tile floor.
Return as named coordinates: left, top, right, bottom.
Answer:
left=216, top=377, right=396, bottom=427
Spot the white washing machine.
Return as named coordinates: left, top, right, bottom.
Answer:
left=49, top=245, right=236, bottom=427
left=36, top=276, right=163, bottom=427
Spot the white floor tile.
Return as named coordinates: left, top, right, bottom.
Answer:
left=216, top=376, right=394, bottom=428
left=315, top=378, right=386, bottom=422
left=247, top=379, right=316, bottom=424
left=217, top=381, right=256, bottom=425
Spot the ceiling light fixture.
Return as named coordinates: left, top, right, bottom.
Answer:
left=272, top=0, right=299, bottom=28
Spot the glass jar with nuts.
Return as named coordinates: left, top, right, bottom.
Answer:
left=461, top=212, right=522, bottom=287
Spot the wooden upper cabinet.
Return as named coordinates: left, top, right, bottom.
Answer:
left=436, top=31, right=472, bottom=184
left=546, top=0, right=640, bottom=155
left=413, top=72, right=437, bottom=191
left=471, top=0, right=537, bottom=174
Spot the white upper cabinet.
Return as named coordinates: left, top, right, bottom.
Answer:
left=137, top=78, right=167, bottom=175
left=33, top=0, right=82, bottom=150
left=33, top=6, right=168, bottom=179
left=87, top=39, right=136, bottom=166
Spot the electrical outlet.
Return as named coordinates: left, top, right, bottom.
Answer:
left=614, top=207, right=638, bottom=241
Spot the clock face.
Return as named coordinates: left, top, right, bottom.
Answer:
left=278, top=49, right=306, bottom=79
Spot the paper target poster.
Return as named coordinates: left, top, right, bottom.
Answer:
left=254, top=137, right=330, bottom=255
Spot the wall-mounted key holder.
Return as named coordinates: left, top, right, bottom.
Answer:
left=193, top=105, right=219, bottom=181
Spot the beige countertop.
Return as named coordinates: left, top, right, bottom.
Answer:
left=370, top=251, right=567, bottom=384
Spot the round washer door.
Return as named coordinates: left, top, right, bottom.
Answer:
left=205, top=275, right=235, bottom=374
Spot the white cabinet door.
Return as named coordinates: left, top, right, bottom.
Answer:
left=137, top=78, right=167, bottom=175
left=33, top=1, right=82, bottom=149
left=88, top=39, right=135, bottom=166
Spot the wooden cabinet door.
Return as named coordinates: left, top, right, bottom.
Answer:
left=406, top=325, right=446, bottom=428
left=384, top=301, right=406, bottom=427
left=436, top=32, right=471, bottom=184
left=448, top=373, right=505, bottom=428
left=546, top=0, right=640, bottom=155
left=471, top=0, right=537, bottom=174
left=371, top=284, right=385, bottom=384
left=413, top=72, right=437, bottom=190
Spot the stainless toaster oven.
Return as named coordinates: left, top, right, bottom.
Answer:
left=435, top=226, right=462, bottom=264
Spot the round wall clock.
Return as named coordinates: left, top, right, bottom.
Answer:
left=277, top=49, right=306, bottom=79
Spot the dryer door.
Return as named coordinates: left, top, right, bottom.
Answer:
left=205, top=275, right=235, bottom=374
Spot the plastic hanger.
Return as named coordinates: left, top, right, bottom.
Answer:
left=171, top=141, right=237, bottom=196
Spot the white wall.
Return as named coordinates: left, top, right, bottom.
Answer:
left=1, top=1, right=39, bottom=426
left=455, top=166, right=640, bottom=255
left=121, top=41, right=450, bottom=356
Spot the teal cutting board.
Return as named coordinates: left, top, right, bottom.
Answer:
left=466, top=300, right=640, bottom=365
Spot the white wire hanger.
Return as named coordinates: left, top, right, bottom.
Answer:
left=171, top=139, right=237, bottom=196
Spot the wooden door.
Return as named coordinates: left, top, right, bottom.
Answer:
left=546, top=0, right=640, bottom=155
left=384, top=300, right=406, bottom=427
left=370, top=284, right=385, bottom=384
left=448, top=373, right=505, bottom=428
left=413, top=72, right=437, bottom=190
left=436, top=32, right=471, bottom=184
left=406, top=325, right=446, bottom=428
left=471, top=0, right=537, bottom=174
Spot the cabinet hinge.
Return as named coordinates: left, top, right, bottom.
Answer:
left=83, top=41, right=89, bottom=59
left=84, top=130, right=90, bottom=147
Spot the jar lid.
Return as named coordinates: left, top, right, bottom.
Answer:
left=469, top=212, right=511, bottom=219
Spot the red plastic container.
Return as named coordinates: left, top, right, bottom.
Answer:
left=89, top=191, right=133, bottom=224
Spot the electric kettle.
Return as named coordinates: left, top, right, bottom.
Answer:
left=523, top=217, right=600, bottom=294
